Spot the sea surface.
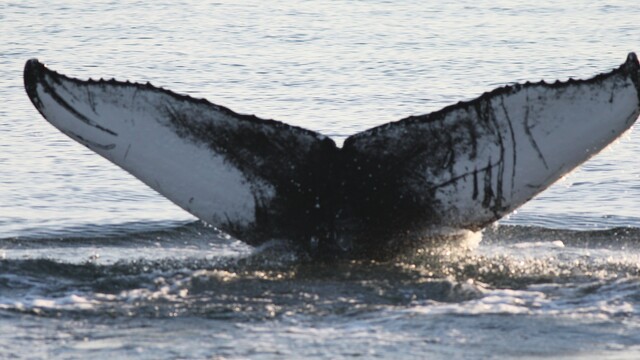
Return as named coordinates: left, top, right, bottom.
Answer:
left=2, top=1, right=640, bottom=358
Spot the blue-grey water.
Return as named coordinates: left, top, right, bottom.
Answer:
left=2, top=1, right=640, bottom=358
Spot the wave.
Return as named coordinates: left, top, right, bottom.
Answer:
left=4, top=221, right=640, bottom=250
left=0, top=220, right=234, bottom=248
left=0, top=233, right=639, bottom=320
left=2, top=222, right=640, bottom=321
left=2, top=254, right=638, bottom=322
left=484, top=223, right=640, bottom=248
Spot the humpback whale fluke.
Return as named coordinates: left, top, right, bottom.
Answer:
left=24, top=54, right=640, bottom=258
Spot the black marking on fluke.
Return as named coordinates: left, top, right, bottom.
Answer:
left=24, top=60, right=118, bottom=137
left=23, top=54, right=640, bottom=259
left=67, top=130, right=116, bottom=151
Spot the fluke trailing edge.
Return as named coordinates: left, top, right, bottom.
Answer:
left=24, top=54, right=640, bottom=258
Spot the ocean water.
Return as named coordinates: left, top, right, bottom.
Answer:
left=2, top=0, right=640, bottom=358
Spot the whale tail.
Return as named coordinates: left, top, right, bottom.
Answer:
left=23, top=54, right=640, bottom=258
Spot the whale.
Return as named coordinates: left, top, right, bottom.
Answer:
left=23, top=54, right=640, bottom=258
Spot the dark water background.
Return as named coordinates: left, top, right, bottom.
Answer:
left=2, top=1, right=640, bottom=358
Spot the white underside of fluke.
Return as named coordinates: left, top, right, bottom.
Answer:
left=30, top=74, right=267, bottom=227
left=433, top=76, right=640, bottom=227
